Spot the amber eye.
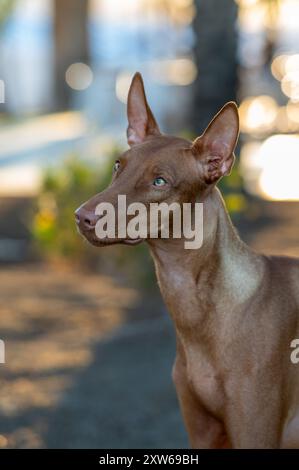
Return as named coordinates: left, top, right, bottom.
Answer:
left=153, top=176, right=167, bottom=187
left=113, top=160, right=120, bottom=172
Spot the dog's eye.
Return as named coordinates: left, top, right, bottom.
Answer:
left=153, top=177, right=167, bottom=187
left=113, top=161, right=120, bottom=172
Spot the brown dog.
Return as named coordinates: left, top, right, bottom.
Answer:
left=75, top=72, right=299, bottom=449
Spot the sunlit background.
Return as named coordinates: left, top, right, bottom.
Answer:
left=0, top=0, right=298, bottom=200
left=0, top=0, right=197, bottom=199
left=0, top=0, right=299, bottom=450
left=237, top=0, right=299, bottom=200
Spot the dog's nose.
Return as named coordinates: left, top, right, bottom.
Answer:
left=75, top=207, right=99, bottom=230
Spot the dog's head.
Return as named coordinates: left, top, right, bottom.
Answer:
left=75, top=72, right=239, bottom=247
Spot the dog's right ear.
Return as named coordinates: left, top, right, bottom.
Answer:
left=127, top=72, right=161, bottom=147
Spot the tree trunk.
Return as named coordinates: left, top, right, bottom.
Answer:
left=54, top=0, right=89, bottom=110
left=191, top=0, right=238, bottom=134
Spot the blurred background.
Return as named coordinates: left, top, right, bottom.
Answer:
left=0, top=0, right=298, bottom=449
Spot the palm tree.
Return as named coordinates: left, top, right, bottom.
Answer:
left=191, top=0, right=238, bottom=133
left=54, top=0, right=90, bottom=109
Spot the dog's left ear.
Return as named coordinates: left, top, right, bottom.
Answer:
left=192, top=102, right=239, bottom=184
left=127, top=72, right=161, bottom=147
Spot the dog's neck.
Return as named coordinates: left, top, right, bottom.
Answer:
left=148, top=188, right=264, bottom=316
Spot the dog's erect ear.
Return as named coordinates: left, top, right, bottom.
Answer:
left=192, top=102, right=239, bottom=184
left=127, top=72, right=161, bottom=147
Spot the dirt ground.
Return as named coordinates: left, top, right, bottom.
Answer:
left=0, top=199, right=298, bottom=449
left=0, top=265, right=187, bottom=449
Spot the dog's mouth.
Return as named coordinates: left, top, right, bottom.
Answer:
left=77, top=228, right=144, bottom=247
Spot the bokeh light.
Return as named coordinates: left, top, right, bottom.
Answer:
left=279, top=0, right=299, bottom=30
left=149, top=58, right=197, bottom=86
left=65, top=63, right=93, bottom=91
left=239, top=95, right=278, bottom=134
left=259, top=135, right=299, bottom=200
left=241, top=135, right=299, bottom=200
left=281, top=71, right=299, bottom=102
left=271, top=54, right=289, bottom=81
left=286, top=101, right=299, bottom=124
left=237, top=1, right=268, bottom=33
left=275, top=106, right=298, bottom=133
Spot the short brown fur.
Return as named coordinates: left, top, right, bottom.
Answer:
left=76, top=73, right=299, bottom=449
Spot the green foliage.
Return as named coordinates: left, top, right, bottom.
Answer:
left=32, top=154, right=113, bottom=263
left=219, top=165, right=247, bottom=216
left=31, top=151, right=155, bottom=286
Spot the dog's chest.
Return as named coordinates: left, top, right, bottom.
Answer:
left=157, top=267, right=226, bottom=415
left=180, top=337, right=226, bottom=417
left=157, top=269, right=200, bottom=326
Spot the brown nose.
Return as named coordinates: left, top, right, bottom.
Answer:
left=75, top=207, right=99, bottom=230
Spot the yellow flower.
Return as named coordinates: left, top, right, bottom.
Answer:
left=225, top=193, right=247, bottom=213
left=34, top=209, right=56, bottom=231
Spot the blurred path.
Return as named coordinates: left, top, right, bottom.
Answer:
left=45, top=315, right=187, bottom=449
left=0, top=266, right=141, bottom=447
left=0, top=113, right=123, bottom=197
left=0, top=199, right=298, bottom=448
left=0, top=264, right=187, bottom=448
